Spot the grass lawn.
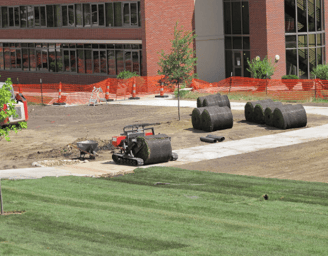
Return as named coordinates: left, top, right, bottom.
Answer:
left=1, top=167, right=328, bottom=255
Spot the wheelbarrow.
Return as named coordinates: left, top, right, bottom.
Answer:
left=69, top=140, right=98, bottom=160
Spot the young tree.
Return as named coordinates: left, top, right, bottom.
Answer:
left=0, top=77, right=27, bottom=141
left=158, top=22, right=197, bottom=120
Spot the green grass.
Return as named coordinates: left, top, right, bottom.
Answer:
left=1, top=167, right=328, bottom=255
left=181, top=91, right=328, bottom=103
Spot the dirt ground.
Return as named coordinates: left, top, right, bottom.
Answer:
left=1, top=101, right=328, bottom=182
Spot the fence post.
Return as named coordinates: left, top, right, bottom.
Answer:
left=266, top=73, right=268, bottom=96
left=40, top=78, right=43, bottom=105
left=229, top=72, right=232, bottom=93
left=315, top=76, right=317, bottom=100
left=0, top=178, right=4, bottom=215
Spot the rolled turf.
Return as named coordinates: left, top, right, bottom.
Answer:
left=253, top=102, right=283, bottom=124
left=201, top=106, right=233, bottom=132
left=192, top=107, right=208, bottom=130
left=273, top=104, right=307, bottom=129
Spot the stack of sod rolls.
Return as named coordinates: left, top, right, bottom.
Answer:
left=244, top=99, right=273, bottom=122
left=245, top=100, right=307, bottom=129
left=192, top=94, right=233, bottom=132
left=197, top=93, right=231, bottom=108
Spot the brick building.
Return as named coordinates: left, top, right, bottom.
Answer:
left=0, top=0, right=327, bottom=84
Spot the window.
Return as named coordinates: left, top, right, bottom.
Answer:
left=83, top=4, right=91, bottom=26
left=75, top=4, right=83, bottom=26
left=1, top=2, right=141, bottom=29
left=107, top=50, right=115, bottom=75
left=27, top=6, right=34, bottom=27
left=105, top=3, right=114, bottom=27
left=2, top=7, right=8, bottom=28
left=123, top=3, right=138, bottom=26
left=29, top=49, right=36, bottom=71
left=20, top=6, right=27, bottom=28
left=224, top=1, right=250, bottom=78
left=4, top=47, right=10, bottom=70
left=54, top=5, right=61, bottom=27
left=34, top=6, right=40, bottom=26
left=285, top=0, right=325, bottom=78
left=47, top=5, right=54, bottom=27
left=62, top=5, right=75, bottom=27
left=114, top=2, right=122, bottom=27
left=0, top=46, right=3, bottom=70
left=77, top=49, right=85, bottom=73
left=0, top=42, right=142, bottom=76
left=91, top=4, right=105, bottom=26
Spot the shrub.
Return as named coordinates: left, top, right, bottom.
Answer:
left=0, top=77, right=27, bottom=141
left=311, top=64, right=328, bottom=80
left=282, top=75, right=299, bottom=79
left=117, top=70, right=140, bottom=79
left=247, top=56, right=276, bottom=79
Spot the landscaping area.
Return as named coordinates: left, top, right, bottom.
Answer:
left=1, top=168, right=328, bottom=255
left=1, top=93, right=328, bottom=255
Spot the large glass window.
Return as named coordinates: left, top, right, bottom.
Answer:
left=224, top=0, right=250, bottom=78
left=114, top=2, right=122, bottom=27
left=285, top=0, right=325, bottom=78
left=0, top=42, right=142, bottom=76
left=1, top=2, right=141, bottom=29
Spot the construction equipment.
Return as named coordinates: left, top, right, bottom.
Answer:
left=112, top=123, right=178, bottom=166
left=0, top=82, right=29, bottom=126
left=70, top=140, right=98, bottom=160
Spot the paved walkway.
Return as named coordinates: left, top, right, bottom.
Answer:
left=1, top=98, right=328, bottom=179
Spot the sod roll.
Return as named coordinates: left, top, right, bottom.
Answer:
left=244, top=99, right=273, bottom=122
left=201, top=106, right=233, bottom=132
left=253, top=102, right=283, bottom=124
left=264, top=106, right=277, bottom=126
left=134, top=134, right=172, bottom=165
left=273, top=104, right=307, bottom=129
left=192, top=107, right=208, bottom=130
left=197, top=96, right=208, bottom=108
left=203, top=93, right=230, bottom=108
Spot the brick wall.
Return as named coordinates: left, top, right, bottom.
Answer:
left=265, top=0, right=286, bottom=79
left=249, top=0, right=286, bottom=79
left=141, top=0, right=194, bottom=76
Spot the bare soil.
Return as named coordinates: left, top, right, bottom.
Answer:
left=1, top=101, right=328, bottom=182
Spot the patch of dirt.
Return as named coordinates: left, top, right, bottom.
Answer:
left=1, top=101, right=328, bottom=183
left=0, top=211, right=25, bottom=216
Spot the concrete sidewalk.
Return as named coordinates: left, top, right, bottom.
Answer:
left=1, top=98, right=328, bottom=180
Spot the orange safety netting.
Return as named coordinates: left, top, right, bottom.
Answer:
left=13, top=75, right=176, bottom=105
left=12, top=76, right=328, bottom=105
left=191, top=77, right=328, bottom=101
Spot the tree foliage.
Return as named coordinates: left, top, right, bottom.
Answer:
left=0, top=77, right=27, bottom=141
left=117, top=70, right=140, bottom=79
left=311, top=64, right=328, bottom=80
left=157, top=22, right=197, bottom=120
left=247, top=56, right=276, bottom=79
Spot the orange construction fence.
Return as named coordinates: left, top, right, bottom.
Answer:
left=12, top=76, right=328, bottom=105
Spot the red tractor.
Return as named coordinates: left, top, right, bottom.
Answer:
left=0, top=82, right=29, bottom=126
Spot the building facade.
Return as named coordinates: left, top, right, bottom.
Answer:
left=0, top=0, right=327, bottom=84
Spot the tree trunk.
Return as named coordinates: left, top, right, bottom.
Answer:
left=178, top=82, right=180, bottom=121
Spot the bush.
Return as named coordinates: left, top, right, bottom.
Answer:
left=311, top=64, right=328, bottom=80
left=247, top=56, right=276, bottom=79
left=0, top=77, right=27, bottom=141
left=117, top=70, right=140, bottom=79
left=282, top=75, right=299, bottom=79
